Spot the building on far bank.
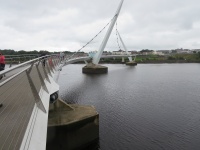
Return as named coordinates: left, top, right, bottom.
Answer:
left=153, top=51, right=164, bottom=55
left=88, top=51, right=97, bottom=57
left=112, top=49, right=131, bottom=55
left=128, top=50, right=138, bottom=54
left=139, top=49, right=154, bottom=55
left=191, top=49, right=200, bottom=52
left=156, top=50, right=172, bottom=54
left=174, top=48, right=193, bottom=54
left=103, top=51, right=112, bottom=55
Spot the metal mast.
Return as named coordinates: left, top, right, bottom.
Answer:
left=117, top=30, right=132, bottom=62
left=92, top=0, right=124, bottom=64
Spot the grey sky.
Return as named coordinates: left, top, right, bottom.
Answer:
left=0, top=0, right=200, bottom=52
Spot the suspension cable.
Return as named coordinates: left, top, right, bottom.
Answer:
left=67, top=14, right=118, bottom=59
left=115, top=22, right=121, bottom=50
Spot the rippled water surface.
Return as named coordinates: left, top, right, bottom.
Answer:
left=58, top=64, right=200, bottom=150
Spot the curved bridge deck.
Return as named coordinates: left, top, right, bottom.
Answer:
left=0, top=56, right=60, bottom=150
left=0, top=53, right=134, bottom=149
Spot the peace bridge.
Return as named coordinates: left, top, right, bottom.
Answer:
left=0, top=0, right=138, bottom=149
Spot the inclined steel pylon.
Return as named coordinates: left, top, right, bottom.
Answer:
left=92, top=0, right=124, bottom=65
left=117, top=30, right=133, bottom=62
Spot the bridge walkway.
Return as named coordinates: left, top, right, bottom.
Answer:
left=0, top=55, right=60, bottom=150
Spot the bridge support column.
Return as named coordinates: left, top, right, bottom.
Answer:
left=47, top=99, right=99, bottom=150
left=126, top=61, right=137, bottom=66
left=122, top=57, right=125, bottom=63
left=82, top=63, right=108, bottom=74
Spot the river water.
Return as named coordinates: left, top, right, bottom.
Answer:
left=58, top=63, right=200, bottom=150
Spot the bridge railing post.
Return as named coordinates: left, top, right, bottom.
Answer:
left=9, top=58, right=13, bottom=68
left=48, top=57, right=55, bottom=73
left=54, top=56, right=59, bottom=67
left=55, top=57, right=59, bottom=66
left=41, top=61, right=51, bottom=83
left=36, top=62, right=49, bottom=93
left=25, top=62, right=46, bottom=113
left=51, top=57, right=57, bottom=70
left=44, top=58, right=53, bottom=77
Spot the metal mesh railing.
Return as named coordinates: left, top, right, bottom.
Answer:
left=0, top=55, right=60, bottom=149
left=5, top=54, right=39, bottom=68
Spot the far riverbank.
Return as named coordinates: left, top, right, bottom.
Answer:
left=99, top=53, right=200, bottom=64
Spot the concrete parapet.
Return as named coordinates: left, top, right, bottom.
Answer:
left=46, top=99, right=99, bottom=150
left=82, top=63, right=108, bottom=74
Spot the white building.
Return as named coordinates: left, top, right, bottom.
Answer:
left=153, top=51, right=164, bottom=55
left=112, top=50, right=131, bottom=55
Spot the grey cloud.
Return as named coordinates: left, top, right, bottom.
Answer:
left=1, top=0, right=200, bottom=51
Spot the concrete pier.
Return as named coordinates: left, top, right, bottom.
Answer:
left=46, top=99, right=99, bottom=150
left=82, top=63, right=108, bottom=74
left=126, top=61, right=137, bottom=66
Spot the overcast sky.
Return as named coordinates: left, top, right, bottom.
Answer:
left=1, top=0, right=200, bottom=52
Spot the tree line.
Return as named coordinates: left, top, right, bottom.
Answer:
left=0, top=49, right=75, bottom=55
